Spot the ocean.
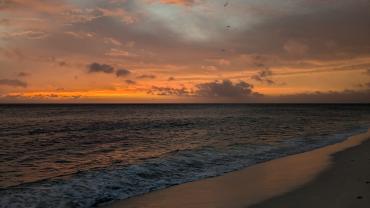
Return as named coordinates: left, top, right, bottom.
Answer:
left=0, top=104, right=369, bottom=207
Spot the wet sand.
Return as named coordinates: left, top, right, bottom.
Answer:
left=104, top=129, right=370, bottom=208
left=251, top=130, right=370, bottom=208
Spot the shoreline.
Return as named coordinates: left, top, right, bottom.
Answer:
left=104, top=129, right=370, bottom=208
left=251, top=129, right=370, bottom=208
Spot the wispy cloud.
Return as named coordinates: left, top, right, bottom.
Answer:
left=137, top=74, right=156, bottom=79
left=251, top=69, right=275, bottom=85
left=1, top=30, right=48, bottom=40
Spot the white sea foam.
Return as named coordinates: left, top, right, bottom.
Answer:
left=0, top=127, right=367, bottom=208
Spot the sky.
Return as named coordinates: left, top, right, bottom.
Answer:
left=0, top=0, right=369, bottom=103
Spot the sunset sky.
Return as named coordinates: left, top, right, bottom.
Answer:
left=0, top=0, right=369, bottom=103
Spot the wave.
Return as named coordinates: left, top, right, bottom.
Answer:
left=0, top=127, right=367, bottom=208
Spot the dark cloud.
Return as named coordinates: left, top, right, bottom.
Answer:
left=195, top=80, right=260, bottom=98
left=137, top=74, right=156, bottom=79
left=251, top=69, right=275, bottom=85
left=116, top=68, right=131, bottom=77
left=125, top=79, right=136, bottom=85
left=0, top=79, right=27, bottom=88
left=87, top=62, right=114, bottom=74
left=148, top=80, right=262, bottom=101
left=366, top=69, right=370, bottom=75
left=168, top=76, right=175, bottom=81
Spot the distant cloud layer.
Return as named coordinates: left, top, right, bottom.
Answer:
left=0, top=79, right=27, bottom=88
left=149, top=83, right=370, bottom=103
left=149, top=79, right=261, bottom=99
left=275, top=89, right=370, bottom=103
left=195, top=80, right=259, bottom=98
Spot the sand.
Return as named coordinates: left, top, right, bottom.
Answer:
left=104, top=129, right=370, bottom=208
left=251, top=130, right=370, bottom=208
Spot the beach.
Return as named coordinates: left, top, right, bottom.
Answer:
left=105, top=129, right=370, bottom=208
left=1, top=0, right=370, bottom=207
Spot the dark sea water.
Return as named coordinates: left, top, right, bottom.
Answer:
left=0, top=104, right=369, bottom=207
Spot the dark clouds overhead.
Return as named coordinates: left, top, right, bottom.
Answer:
left=232, top=0, right=370, bottom=60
